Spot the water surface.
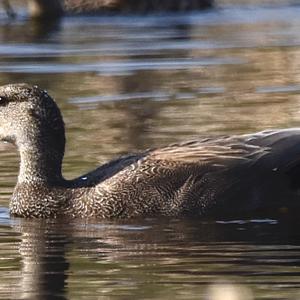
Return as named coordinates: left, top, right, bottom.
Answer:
left=1, top=1, right=300, bottom=299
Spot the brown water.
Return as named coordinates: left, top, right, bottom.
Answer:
left=1, top=1, right=300, bottom=299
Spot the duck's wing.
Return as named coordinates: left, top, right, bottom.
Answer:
left=151, top=128, right=300, bottom=173
left=65, top=0, right=122, bottom=13
left=142, top=129, right=300, bottom=216
left=92, top=134, right=271, bottom=217
left=149, top=137, right=266, bottom=166
left=88, top=129, right=300, bottom=217
left=76, top=134, right=264, bottom=188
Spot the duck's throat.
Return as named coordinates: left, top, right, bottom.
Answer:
left=18, top=143, right=64, bottom=185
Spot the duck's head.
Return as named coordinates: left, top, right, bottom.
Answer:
left=0, top=83, right=65, bottom=152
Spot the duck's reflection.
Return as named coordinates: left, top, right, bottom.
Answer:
left=15, top=219, right=69, bottom=300
left=12, top=217, right=300, bottom=299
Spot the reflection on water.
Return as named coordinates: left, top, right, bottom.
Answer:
left=1, top=1, right=300, bottom=299
left=2, top=218, right=300, bottom=299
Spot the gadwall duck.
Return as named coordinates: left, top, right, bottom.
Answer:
left=1, top=83, right=300, bottom=218
left=27, top=0, right=213, bottom=18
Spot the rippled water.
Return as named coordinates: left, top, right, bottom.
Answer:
left=1, top=1, right=300, bottom=299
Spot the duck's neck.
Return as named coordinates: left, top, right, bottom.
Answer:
left=28, top=0, right=64, bottom=18
left=18, top=143, right=64, bottom=185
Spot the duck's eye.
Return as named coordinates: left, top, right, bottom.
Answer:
left=0, top=96, right=8, bottom=106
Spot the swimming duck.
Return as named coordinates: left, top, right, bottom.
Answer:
left=1, top=83, right=300, bottom=219
left=27, top=0, right=214, bottom=18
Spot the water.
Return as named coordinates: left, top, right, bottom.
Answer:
left=1, top=1, right=300, bottom=299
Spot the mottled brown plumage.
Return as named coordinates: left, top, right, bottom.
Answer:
left=27, top=0, right=213, bottom=18
left=1, top=83, right=300, bottom=219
